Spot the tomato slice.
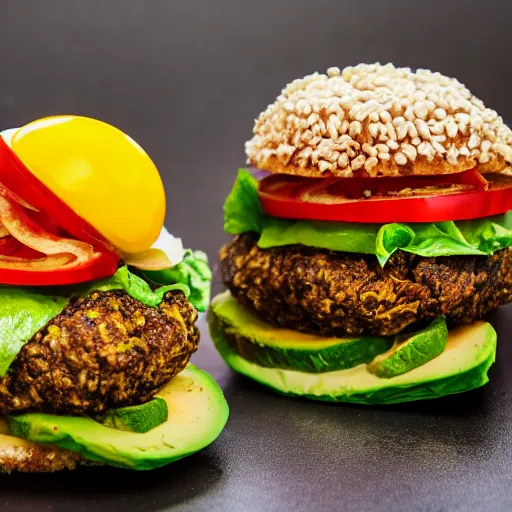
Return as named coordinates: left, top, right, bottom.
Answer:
left=0, top=251, right=119, bottom=286
left=257, top=170, right=512, bottom=223
left=0, top=136, right=114, bottom=252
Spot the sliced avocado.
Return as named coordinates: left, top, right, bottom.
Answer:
left=95, top=397, right=168, bottom=433
left=212, top=293, right=392, bottom=372
left=8, top=365, right=229, bottom=470
left=209, top=292, right=497, bottom=404
left=367, top=317, right=448, bottom=378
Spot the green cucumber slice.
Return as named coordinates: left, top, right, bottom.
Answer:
left=367, top=317, right=448, bottom=378
left=209, top=292, right=497, bottom=405
left=212, top=292, right=392, bottom=372
left=96, top=397, right=168, bottom=433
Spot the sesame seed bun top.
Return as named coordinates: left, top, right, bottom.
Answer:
left=245, top=63, right=512, bottom=178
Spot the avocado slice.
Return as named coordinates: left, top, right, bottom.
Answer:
left=95, top=397, right=169, bottom=433
left=209, top=292, right=497, bottom=404
left=212, top=293, right=392, bottom=372
left=367, top=317, right=448, bottom=378
left=8, top=365, right=229, bottom=470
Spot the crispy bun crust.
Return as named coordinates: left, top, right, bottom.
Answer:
left=256, top=153, right=508, bottom=178
left=0, top=432, right=88, bottom=473
left=245, top=63, right=512, bottom=178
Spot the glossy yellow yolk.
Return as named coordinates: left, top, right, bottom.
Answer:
left=10, top=116, right=165, bottom=254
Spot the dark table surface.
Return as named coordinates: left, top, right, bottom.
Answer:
left=2, top=1, right=512, bottom=510
left=0, top=301, right=512, bottom=512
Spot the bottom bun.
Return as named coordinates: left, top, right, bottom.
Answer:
left=0, top=433, right=88, bottom=473
left=208, top=292, right=497, bottom=404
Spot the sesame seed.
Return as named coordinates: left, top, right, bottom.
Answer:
left=413, top=102, right=428, bottom=120
left=431, top=141, right=446, bottom=154
left=375, top=143, right=390, bottom=154
left=479, top=152, right=490, bottom=164
left=245, top=63, right=512, bottom=176
left=298, top=147, right=313, bottom=159
left=416, top=119, right=431, bottom=140
left=429, top=122, right=444, bottom=135
left=446, top=120, right=458, bottom=139
left=364, top=156, right=379, bottom=173
left=291, top=130, right=301, bottom=147
left=307, top=113, right=319, bottom=127
left=351, top=154, right=366, bottom=171
left=434, top=108, right=447, bottom=120
left=418, top=141, right=434, bottom=160
left=402, top=143, right=417, bottom=161
left=447, top=146, right=459, bottom=165
left=392, top=116, right=406, bottom=127
left=348, top=121, right=363, bottom=138
left=380, top=111, right=392, bottom=123
left=386, top=139, right=399, bottom=150
left=362, top=143, right=378, bottom=157
left=459, top=147, right=470, bottom=157
left=481, top=140, right=492, bottom=153
left=468, top=133, right=481, bottom=149
left=369, top=111, right=380, bottom=122
left=386, top=122, right=397, bottom=141
left=318, top=160, right=331, bottom=172
left=301, top=129, right=313, bottom=142
left=495, top=143, right=512, bottom=161
left=408, top=122, right=419, bottom=138
left=338, top=153, right=349, bottom=168
left=328, top=151, right=340, bottom=163
left=394, top=152, right=408, bottom=165
left=339, top=120, right=349, bottom=134
left=368, top=123, right=380, bottom=138
left=396, top=123, right=409, bottom=141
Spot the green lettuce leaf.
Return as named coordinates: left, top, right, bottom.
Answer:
left=225, top=169, right=512, bottom=265
left=224, top=168, right=264, bottom=234
left=0, top=290, right=68, bottom=377
left=375, top=223, right=415, bottom=266
left=85, top=266, right=191, bottom=308
left=259, top=217, right=380, bottom=254
left=140, top=250, right=212, bottom=312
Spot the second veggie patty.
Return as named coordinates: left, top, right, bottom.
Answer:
left=221, top=233, right=512, bottom=337
left=0, top=290, right=199, bottom=415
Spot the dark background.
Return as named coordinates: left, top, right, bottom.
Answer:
left=1, top=2, right=512, bottom=511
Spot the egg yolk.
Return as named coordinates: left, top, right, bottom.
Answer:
left=10, top=116, right=166, bottom=254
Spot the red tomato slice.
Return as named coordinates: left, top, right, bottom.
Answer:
left=0, top=136, right=114, bottom=252
left=257, top=171, right=512, bottom=223
left=0, top=251, right=119, bottom=286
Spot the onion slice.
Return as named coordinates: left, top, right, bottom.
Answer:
left=122, top=248, right=173, bottom=271
left=0, top=194, right=95, bottom=264
left=121, top=227, right=185, bottom=271
left=0, top=253, right=76, bottom=270
left=0, top=192, right=114, bottom=274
